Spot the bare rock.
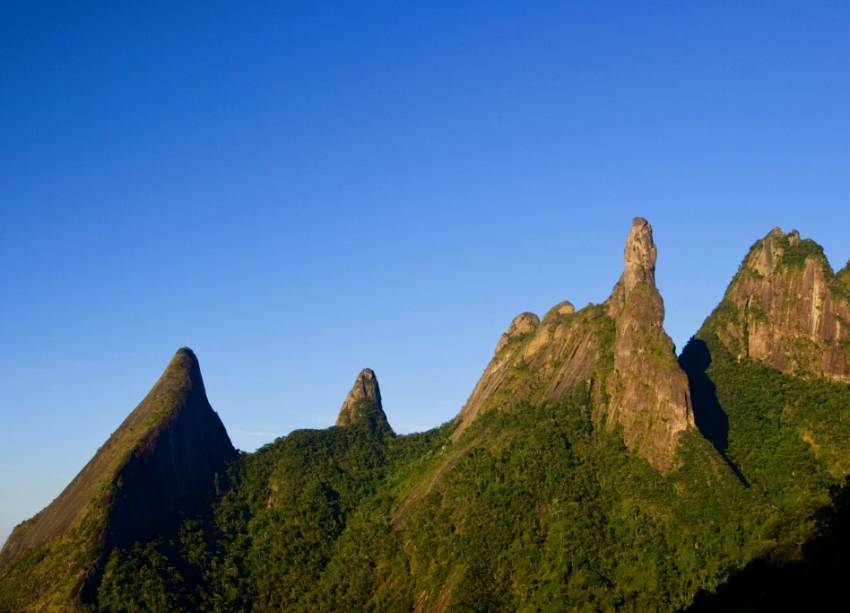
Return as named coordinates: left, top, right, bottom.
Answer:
left=495, top=312, right=540, bottom=353
left=336, top=368, right=394, bottom=436
left=605, top=218, right=695, bottom=472
left=451, top=218, right=694, bottom=472
left=715, top=228, right=850, bottom=380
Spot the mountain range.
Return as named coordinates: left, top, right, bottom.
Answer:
left=2, top=218, right=850, bottom=612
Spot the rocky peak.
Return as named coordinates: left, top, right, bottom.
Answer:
left=608, top=217, right=662, bottom=316
left=451, top=218, right=694, bottom=471
left=605, top=218, right=695, bottom=471
left=336, top=368, right=393, bottom=436
left=451, top=301, right=605, bottom=442
left=0, top=348, right=236, bottom=603
left=712, top=228, right=850, bottom=380
left=622, top=217, right=658, bottom=292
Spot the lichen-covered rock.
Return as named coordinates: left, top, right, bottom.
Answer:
left=713, top=228, right=850, bottom=380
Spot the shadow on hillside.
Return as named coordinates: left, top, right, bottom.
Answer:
left=686, top=476, right=850, bottom=611
left=679, top=338, right=749, bottom=487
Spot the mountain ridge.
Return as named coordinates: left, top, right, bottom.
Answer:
left=2, top=218, right=849, bottom=612
left=452, top=217, right=693, bottom=471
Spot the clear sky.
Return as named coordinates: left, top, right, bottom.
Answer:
left=1, top=1, right=848, bottom=546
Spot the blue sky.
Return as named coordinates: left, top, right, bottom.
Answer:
left=1, top=1, right=848, bottom=546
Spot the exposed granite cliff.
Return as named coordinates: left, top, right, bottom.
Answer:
left=604, top=218, right=695, bottom=470
left=452, top=218, right=694, bottom=471
left=711, top=228, right=850, bottom=380
left=336, top=368, right=394, bottom=438
left=452, top=305, right=608, bottom=442
left=0, top=348, right=236, bottom=608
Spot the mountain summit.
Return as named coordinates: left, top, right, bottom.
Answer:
left=336, top=368, right=393, bottom=436
left=0, top=348, right=235, bottom=607
left=452, top=217, right=693, bottom=470
left=5, top=219, right=850, bottom=612
left=604, top=217, right=695, bottom=470
left=708, top=227, right=850, bottom=380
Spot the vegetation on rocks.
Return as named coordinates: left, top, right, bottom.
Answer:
left=3, top=222, right=850, bottom=612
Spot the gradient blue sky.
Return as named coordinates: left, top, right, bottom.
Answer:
left=1, top=1, right=848, bottom=546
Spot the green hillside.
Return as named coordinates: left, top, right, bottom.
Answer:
left=3, top=222, right=850, bottom=612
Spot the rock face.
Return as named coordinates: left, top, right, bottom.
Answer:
left=0, top=348, right=236, bottom=604
left=605, top=218, right=695, bottom=470
left=494, top=312, right=540, bottom=353
left=452, top=304, right=606, bottom=442
left=713, top=228, right=850, bottom=380
left=453, top=218, right=694, bottom=471
left=336, top=368, right=394, bottom=437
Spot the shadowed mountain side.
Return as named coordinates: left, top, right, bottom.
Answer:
left=687, top=477, right=850, bottom=612
left=679, top=339, right=728, bottom=452
left=0, top=348, right=236, bottom=610
left=679, top=338, right=749, bottom=487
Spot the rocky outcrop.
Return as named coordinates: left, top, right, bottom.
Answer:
left=546, top=301, right=576, bottom=319
left=711, top=228, right=850, bottom=380
left=494, top=312, right=540, bottom=353
left=452, top=305, right=606, bottom=441
left=605, top=218, right=695, bottom=471
left=0, top=348, right=236, bottom=605
left=452, top=218, right=694, bottom=471
left=336, top=368, right=394, bottom=437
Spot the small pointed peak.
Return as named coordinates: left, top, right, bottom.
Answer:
left=159, top=347, right=205, bottom=395
left=768, top=226, right=785, bottom=238
left=351, top=368, right=379, bottom=399
left=788, top=229, right=801, bottom=246
left=622, top=217, right=657, bottom=292
left=336, top=368, right=392, bottom=435
left=172, top=346, right=200, bottom=369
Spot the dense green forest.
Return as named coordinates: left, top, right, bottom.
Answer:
left=4, top=226, right=849, bottom=612
left=91, top=335, right=850, bottom=611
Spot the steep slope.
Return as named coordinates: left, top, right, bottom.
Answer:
left=453, top=217, right=693, bottom=471
left=709, top=227, right=850, bottom=379
left=0, top=348, right=235, bottom=611
left=4, top=221, right=850, bottom=612
left=95, top=368, right=398, bottom=611
left=678, top=228, right=850, bottom=602
left=605, top=218, right=695, bottom=471
left=683, top=229, right=850, bottom=477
